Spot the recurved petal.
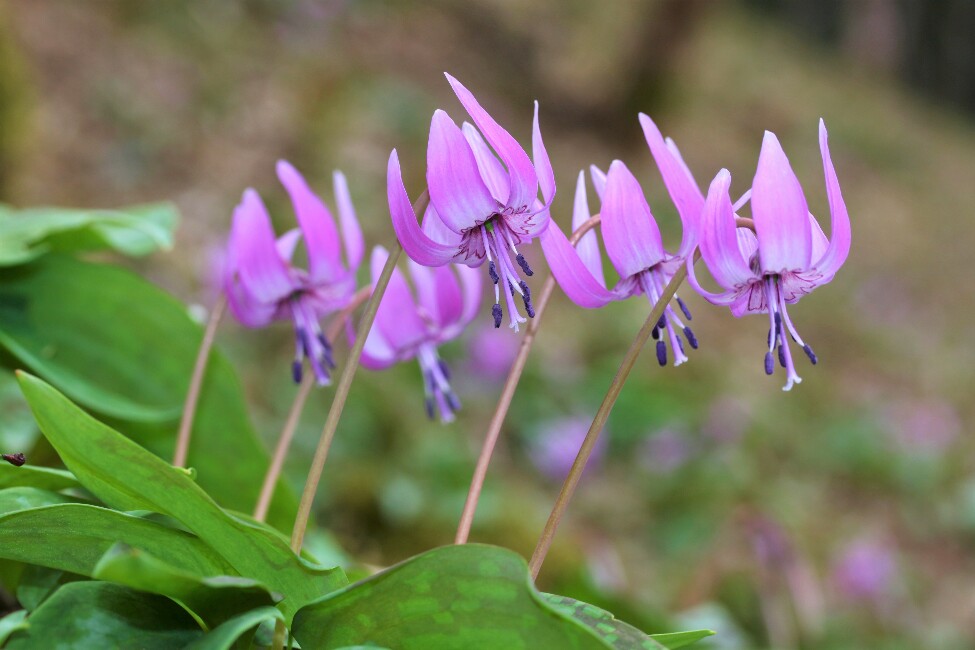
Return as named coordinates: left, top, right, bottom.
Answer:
left=685, top=256, right=741, bottom=308
left=230, top=189, right=296, bottom=304
left=533, top=101, right=556, bottom=205
left=445, top=73, right=538, bottom=210
left=360, top=324, right=398, bottom=370
left=571, top=171, right=606, bottom=287
left=276, top=160, right=343, bottom=283
left=812, top=119, right=851, bottom=278
left=697, top=169, right=758, bottom=290
left=455, top=263, right=483, bottom=327
left=589, top=165, right=607, bottom=200
left=601, top=160, right=667, bottom=279
left=539, top=219, right=616, bottom=308
left=462, top=122, right=508, bottom=203
left=388, top=150, right=462, bottom=267
left=427, top=110, right=499, bottom=233
left=751, top=131, right=813, bottom=273
left=275, top=228, right=302, bottom=262
left=370, top=246, right=428, bottom=354
left=333, top=170, right=365, bottom=271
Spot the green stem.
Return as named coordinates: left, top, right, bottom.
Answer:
left=173, top=294, right=227, bottom=468
left=528, top=264, right=688, bottom=579
left=289, top=191, right=428, bottom=553
left=454, top=215, right=602, bottom=545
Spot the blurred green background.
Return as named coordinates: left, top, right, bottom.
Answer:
left=1, top=1, right=974, bottom=648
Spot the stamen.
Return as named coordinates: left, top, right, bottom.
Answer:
left=684, top=327, right=698, bottom=349
left=446, top=391, right=462, bottom=411
left=656, top=341, right=667, bottom=366
left=292, top=360, right=303, bottom=384
left=657, top=315, right=667, bottom=330
left=519, top=280, right=535, bottom=318
left=651, top=326, right=660, bottom=340
left=488, top=261, right=499, bottom=284
left=777, top=344, right=786, bottom=368
left=424, top=397, right=435, bottom=420
left=438, top=359, right=451, bottom=380
left=676, top=296, right=692, bottom=321
left=676, top=334, right=685, bottom=355
left=317, top=333, right=336, bottom=369
left=516, top=253, right=534, bottom=277
left=492, top=303, right=503, bottom=328
left=774, top=312, right=782, bottom=338
left=764, top=352, right=774, bottom=375
left=803, top=344, right=818, bottom=365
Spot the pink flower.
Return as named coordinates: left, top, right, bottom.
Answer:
left=223, top=161, right=364, bottom=385
left=688, top=120, right=851, bottom=390
left=387, top=74, right=555, bottom=332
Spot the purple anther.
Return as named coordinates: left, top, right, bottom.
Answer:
left=684, top=327, right=698, bottom=349
left=519, top=280, right=535, bottom=318
left=803, top=344, right=818, bottom=365
left=676, top=296, right=692, bottom=321
left=488, top=261, right=499, bottom=284
left=516, top=253, right=534, bottom=277
left=764, top=352, right=774, bottom=375
left=292, top=360, right=303, bottom=384
left=492, top=303, right=503, bottom=328
left=777, top=344, right=786, bottom=368
left=656, top=340, right=667, bottom=366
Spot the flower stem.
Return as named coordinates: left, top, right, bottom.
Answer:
left=454, top=215, right=602, bottom=545
left=289, top=191, right=429, bottom=553
left=253, top=286, right=372, bottom=523
left=528, top=263, right=688, bottom=579
left=173, top=294, right=227, bottom=468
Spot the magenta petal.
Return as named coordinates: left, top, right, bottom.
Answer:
left=685, top=256, right=740, bottom=308
left=370, top=246, right=428, bottom=353
left=421, top=203, right=465, bottom=249
left=427, top=110, right=498, bottom=233
left=539, top=219, right=616, bottom=308
left=455, top=263, right=483, bottom=327
left=698, top=169, right=757, bottom=290
left=639, top=114, right=704, bottom=258
left=589, top=165, right=607, bottom=200
left=361, top=321, right=397, bottom=370
left=445, top=73, right=537, bottom=210
left=813, top=119, right=851, bottom=278
left=601, top=160, right=667, bottom=279
left=276, top=160, right=343, bottom=283
left=751, top=131, right=813, bottom=273
left=462, top=122, right=508, bottom=203
left=332, top=170, right=365, bottom=271
left=231, top=189, right=296, bottom=304
left=533, top=101, right=556, bottom=205
left=571, top=171, right=606, bottom=287
left=276, top=228, right=302, bottom=262
left=388, top=150, right=460, bottom=267
left=432, top=265, right=465, bottom=328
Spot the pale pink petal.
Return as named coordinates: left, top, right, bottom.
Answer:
left=697, top=169, right=758, bottom=290
left=589, top=165, right=607, bottom=200
left=231, top=189, right=296, bottom=304
left=571, top=171, right=606, bottom=287
left=751, top=131, right=812, bottom=273
left=455, top=263, right=483, bottom=327
left=600, top=160, right=666, bottom=279
left=812, top=119, right=851, bottom=278
left=370, top=246, right=428, bottom=353
left=427, top=110, right=498, bottom=233
left=276, top=160, right=343, bottom=283
left=533, top=101, right=556, bottom=205
left=387, top=150, right=461, bottom=267
left=685, top=257, right=741, bottom=308
left=462, top=122, right=508, bottom=203
left=539, top=219, right=616, bottom=308
left=332, top=170, right=365, bottom=271
left=276, top=228, right=302, bottom=262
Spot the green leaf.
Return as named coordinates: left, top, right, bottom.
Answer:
left=184, top=607, right=284, bottom=650
left=292, top=544, right=618, bottom=650
left=542, top=594, right=714, bottom=649
left=15, top=565, right=69, bottom=611
left=0, top=610, right=28, bottom=646
left=0, top=256, right=297, bottom=530
left=0, top=462, right=79, bottom=491
left=0, top=202, right=177, bottom=266
left=16, top=373, right=347, bottom=619
left=93, top=543, right=278, bottom=630
left=3, top=582, right=203, bottom=649
left=0, top=503, right=235, bottom=577
left=0, top=486, right=80, bottom=515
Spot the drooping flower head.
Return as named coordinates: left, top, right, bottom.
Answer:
left=539, top=115, right=705, bottom=366
left=224, top=161, right=364, bottom=385
left=687, top=120, right=850, bottom=390
left=360, top=246, right=482, bottom=422
left=388, top=73, right=555, bottom=332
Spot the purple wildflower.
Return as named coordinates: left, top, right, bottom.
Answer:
left=687, top=120, right=851, bottom=390
left=360, top=246, right=482, bottom=423
left=539, top=115, right=705, bottom=366
left=529, top=416, right=607, bottom=481
left=387, top=73, right=555, bottom=332
left=832, top=538, right=897, bottom=602
left=224, top=161, right=364, bottom=385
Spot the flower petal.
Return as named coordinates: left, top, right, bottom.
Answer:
left=387, top=150, right=462, bottom=267
left=533, top=101, right=556, bottom=205
left=361, top=322, right=397, bottom=370
left=230, top=189, right=296, bottom=304
left=684, top=256, right=741, bottom=308
left=455, top=263, right=483, bottom=327
left=601, top=160, right=667, bottom=279
left=370, top=246, right=428, bottom=354
left=427, top=109, right=498, bottom=233
left=812, top=119, right=851, bottom=278
left=589, top=165, right=607, bottom=200
left=539, top=219, right=616, bottom=308
left=276, top=160, right=343, bottom=283
left=276, top=228, right=302, bottom=262
left=571, top=171, right=606, bottom=287
left=697, top=169, right=758, bottom=290
left=332, top=170, right=365, bottom=271
left=751, top=131, right=812, bottom=273
left=639, top=114, right=704, bottom=258
left=445, top=73, right=537, bottom=210
left=462, top=122, right=508, bottom=203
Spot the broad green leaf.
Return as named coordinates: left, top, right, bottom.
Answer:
left=93, top=543, right=278, bottom=630
left=0, top=256, right=297, bottom=529
left=542, top=594, right=714, bottom=649
left=4, top=582, right=202, bottom=649
left=184, top=607, right=284, bottom=650
left=0, top=503, right=234, bottom=577
left=0, top=610, right=27, bottom=645
left=0, top=202, right=177, bottom=265
left=0, top=486, right=80, bottom=514
left=15, top=565, right=69, bottom=611
left=0, top=462, right=78, bottom=491
left=17, top=373, right=347, bottom=619
left=292, top=544, right=617, bottom=650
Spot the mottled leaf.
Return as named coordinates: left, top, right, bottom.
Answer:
left=184, top=607, right=284, bottom=650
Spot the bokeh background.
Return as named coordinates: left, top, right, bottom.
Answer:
left=2, top=1, right=974, bottom=648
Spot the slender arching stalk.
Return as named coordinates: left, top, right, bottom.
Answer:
left=454, top=215, right=602, bottom=545
left=289, top=191, right=429, bottom=553
left=528, top=216, right=757, bottom=579
left=253, top=286, right=372, bottom=523
left=173, top=294, right=227, bottom=468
